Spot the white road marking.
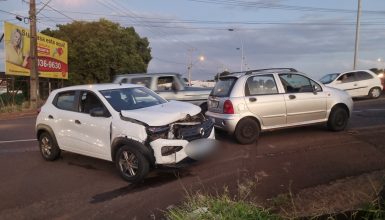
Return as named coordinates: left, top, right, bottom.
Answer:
left=353, top=108, right=385, bottom=113
left=0, top=139, right=37, bottom=144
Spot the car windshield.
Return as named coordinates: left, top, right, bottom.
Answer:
left=320, top=73, right=340, bottom=84
left=99, top=87, right=167, bottom=112
left=211, top=77, right=237, bottom=97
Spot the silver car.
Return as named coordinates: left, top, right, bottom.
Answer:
left=206, top=68, right=353, bottom=144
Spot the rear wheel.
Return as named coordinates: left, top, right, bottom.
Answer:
left=368, top=87, right=381, bottom=99
left=38, top=132, right=61, bottom=161
left=327, top=107, right=349, bottom=131
left=234, top=118, right=260, bottom=145
left=115, top=145, right=150, bottom=183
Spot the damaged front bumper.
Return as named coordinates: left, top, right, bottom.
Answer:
left=149, top=118, right=216, bottom=164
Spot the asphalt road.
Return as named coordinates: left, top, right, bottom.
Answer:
left=0, top=96, right=385, bottom=219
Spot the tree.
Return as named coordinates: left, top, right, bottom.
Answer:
left=42, top=19, right=152, bottom=85
left=214, top=71, right=231, bottom=81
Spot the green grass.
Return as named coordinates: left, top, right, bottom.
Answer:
left=0, top=93, right=28, bottom=113
left=166, top=190, right=281, bottom=220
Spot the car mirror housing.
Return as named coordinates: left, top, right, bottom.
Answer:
left=90, top=107, right=110, bottom=117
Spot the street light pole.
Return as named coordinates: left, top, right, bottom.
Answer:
left=353, top=0, right=361, bottom=70
left=187, top=48, right=194, bottom=86
left=29, top=0, right=39, bottom=109
left=228, top=28, right=245, bottom=72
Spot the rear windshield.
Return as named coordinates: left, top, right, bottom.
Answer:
left=320, top=73, right=340, bottom=84
left=211, top=77, right=237, bottom=97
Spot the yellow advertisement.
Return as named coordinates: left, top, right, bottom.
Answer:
left=3, top=21, right=68, bottom=79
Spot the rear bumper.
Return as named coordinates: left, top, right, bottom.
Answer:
left=149, top=128, right=216, bottom=164
left=205, top=111, right=241, bottom=134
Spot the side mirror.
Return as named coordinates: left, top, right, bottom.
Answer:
left=171, top=82, right=179, bottom=93
left=90, top=107, right=110, bottom=117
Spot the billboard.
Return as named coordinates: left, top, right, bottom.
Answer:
left=3, top=21, right=68, bottom=79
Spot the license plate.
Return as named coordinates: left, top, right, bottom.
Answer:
left=210, top=100, right=219, bottom=108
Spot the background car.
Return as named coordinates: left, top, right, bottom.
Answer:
left=206, top=68, right=353, bottom=144
left=320, top=70, right=383, bottom=99
left=113, top=73, right=212, bottom=112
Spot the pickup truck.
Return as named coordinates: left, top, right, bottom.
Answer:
left=113, top=73, right=212, bottom=111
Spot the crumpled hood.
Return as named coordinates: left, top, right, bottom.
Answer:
left=121, top=101, right=201, bottom=126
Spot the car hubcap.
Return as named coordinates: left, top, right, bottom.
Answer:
left=41, top=136, right=52, bottom=156
left=242, top=124, right=254, bottom=138
left=372, top=88, right=380, bottom=98
left=119, top=151, right=138, bottom=177
left=335, top=112, right=346, bottom=127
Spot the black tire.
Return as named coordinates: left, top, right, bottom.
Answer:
left=327, top=107, right=349, bottom=131
left=234, top=118, right=260, bottom=145
left=368, top=87, right=381, bottom=99
left=38, top=132, right=61, bottom=161
left=115, top=145, right=150, bottom=183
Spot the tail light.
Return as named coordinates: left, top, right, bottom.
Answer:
left=223, top=100, right=234, bottom=114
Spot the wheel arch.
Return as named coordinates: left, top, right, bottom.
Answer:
left=111, top=137, right=155, bottom=165
left=36, top=124, right=59, bottom=147
left=236, top=116, right=262, bottom=131
left=330, top=103, right=350, bottom=118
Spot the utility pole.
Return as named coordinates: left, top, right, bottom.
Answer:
left=187, top=48, right=195, bottom=86
left=29, top=0, right=39, bottom=109
left=353, top=0, right=361, bottom=70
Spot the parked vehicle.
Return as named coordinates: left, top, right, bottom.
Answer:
left=113, top=73, right=212, bottom=111
left=36, top=83, right=215, bottom=182
left=206, top=68, right=353, bottom=144
left=320, top=70, right=383, bottom=98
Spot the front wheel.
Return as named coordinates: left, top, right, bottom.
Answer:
left=368, top=87, right=381, bottom=99
left=327, top=107, right=349, bottom=131
left=38, top=132, right=61, bottom=161
left=234, top=118, right=260, bottom=145
left=115, top=145, right=150, bottom=183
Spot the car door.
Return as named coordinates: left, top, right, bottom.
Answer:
left=155, top=75, right=180, bottom=100
left=66, top=90, right=112, bottom=159
left=279, top=73, right=327, bottom=125
left=244, top=74, right=286, bottom=128
left=355, top=71, right=375, bottom=96
left=51, top=90, right=82, bottom=151
left=333, top=72, right=358, bottom=97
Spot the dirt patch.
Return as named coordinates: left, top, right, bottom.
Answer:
left=267, top=170, right=385, bottom=218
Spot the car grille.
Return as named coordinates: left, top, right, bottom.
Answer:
left=175, top=119, right=214, bottom=141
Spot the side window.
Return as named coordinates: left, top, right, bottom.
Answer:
left=279, top=74, right=314, bottom=93
left=79, top=91, right=105, bottom=114
left=245, top=75, right=278, bottom=96
left=131, top=77, right=151, bottom=88
left=157, top=76, right=174, bottom=91
left=337, top=72, right=355, bottom=83
left=310, top=80, right=322, bottom=92
left=54, top=91, right=76, bottom=111
left=356, top=71, right=373, bottom=81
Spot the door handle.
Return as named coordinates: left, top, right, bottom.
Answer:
left=48, top=115, right=54, bottom=119
left=75, top=120, right=81, bottom=125
left=249, top=97, right=257, bottom=102
left=289, top=95, right=296, bottom=100
left=354, top=83, right=357, bottom=86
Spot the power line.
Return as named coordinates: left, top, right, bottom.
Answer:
left=185, top=0, right=385, bottom=15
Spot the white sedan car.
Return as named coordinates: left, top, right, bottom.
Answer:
left=36, top=83, right=215, bottom=182
left=320, top=70, right=383, bottom=99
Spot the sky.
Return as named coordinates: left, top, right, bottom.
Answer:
left=1, top=0, right=385, bottom=80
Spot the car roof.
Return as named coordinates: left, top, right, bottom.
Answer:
left=54, top=83, right=142, bottom=93
left=220, top=68, right=302, bottom=79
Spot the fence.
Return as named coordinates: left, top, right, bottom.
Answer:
left=0, top=76, right=64, bottom=111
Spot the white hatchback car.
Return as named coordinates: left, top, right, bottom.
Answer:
left=36, top=84, right=215, bottom=182
left=320, top=70, right=383, bottom=98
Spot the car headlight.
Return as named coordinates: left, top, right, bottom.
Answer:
left=146, top=125, right=170, bottom=135
left=378, top=73, right=384, bottom=78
